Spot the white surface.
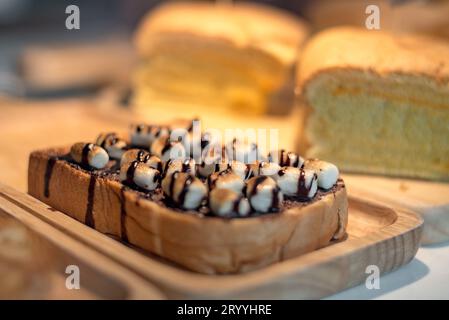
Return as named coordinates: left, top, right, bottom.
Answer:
left=327, top=241, right=449, bottom=300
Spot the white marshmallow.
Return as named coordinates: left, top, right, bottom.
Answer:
left=276, top=167, right=318, bottom=199
left=96, top=133, right=128, bottom=160
left=209, top=189, right=250, bottom=217
left=225, top=139, right=265, bottom=163
left=229, top=160, right=252, bottom=180
left=269, top=150, right=304, bottom=168
left=70, top=143, right=109, bottom=169
left=164, top=158, right=196, bottom=177
left=303, top=159, right=339, bottom=190
left=246, top=176, right=283, bottom=213
left=120, top=149, right=162, bottom=171
left=250, top=161, right=281, bottom=177
left=119, top=161, right=161, bottom=191
left=130, top=124, right=169, bottom=148
left=151, top=136, right=186, bottom=162
left=208, top=170, right=245, bottom=194
left=161, top=172, right=207, bottom=210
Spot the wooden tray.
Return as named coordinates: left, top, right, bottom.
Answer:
left=0, top=183, right=164, bottom=299
left=0, top=183, right=423, bottom=299
left=343, top=174, right=449, bottom=245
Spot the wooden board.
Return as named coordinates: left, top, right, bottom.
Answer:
left=0, top=183, right=423, bottom=299
left=343, top=174, right=449, bottom=245
left=0, top=183, right=164, bottom=299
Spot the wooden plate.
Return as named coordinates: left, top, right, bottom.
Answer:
left=0, top=183, right=422, bottom=299
left=0, top=183, right=164, bottom=299
left=343, top=174, right=449, bottom=245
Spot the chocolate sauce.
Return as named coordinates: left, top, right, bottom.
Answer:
left=232, top=196, right=243, bottom=214
left=44, top=157, right=57, bottom=198
left=120, top=187, right=128, bottom=242
left=279, top=149, right=286, bottom=166
left=85, top=174, right=96, bottom=228
left=160, top=139, right=173, bottom=156
left=277, top=168, right=286, bottom=176
left=81, top=143, right=94, bottom=167
left=245, top=164, right=253, bottom=180
left=297, top=169, right=309, bottom=200
left=182, top=159, right=192, bottom=173
left=125, top=161, right=139, bottom=186
left=177, top=175, right=193, bottom=208
left=271, top=187, right=281, bottom=211
left=135, top=124, right=144, bottom=133
left=249, top=176, right=268, bottom=197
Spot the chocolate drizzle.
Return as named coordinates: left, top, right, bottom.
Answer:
left=81, top=143, right=94, bottom=167
left=178, top=175, right=194, bottom=208
left=249, top=176, right=268, bottom=197
left=44, top=157, right=57, bottom=198
left=297, top=169, right=309, bottom=200
left=125, top=161, right=139, bottom=186
left=277, top=168, right=286, bottom=176
left=161, top=139, right=173, bottom=156
left=182, top=159, right=193, bottom=173
left=120, top=187, right=128, bottom=242
left=85, top=174, right=96, bottom=228
left=271, top=187, right=281, bottom=211
left=136, top=150, right=150, bottom=163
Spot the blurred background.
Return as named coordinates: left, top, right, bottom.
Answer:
left=0, top=0, right=449, bottom=191
left=0, top=0, right=448, bottom=100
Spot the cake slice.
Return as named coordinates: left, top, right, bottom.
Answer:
left=296, top=27, right=449, bottom=180
left=28, top=122, right=348, bottom=274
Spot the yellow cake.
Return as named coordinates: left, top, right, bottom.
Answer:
left=296, top=27, right=449, bottom=181
left=133, top=1, right=309, bottom=114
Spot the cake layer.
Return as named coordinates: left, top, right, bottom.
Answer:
left=28, top=147, right=348, bottom=274
left=297, top=27, right=449, bottom=181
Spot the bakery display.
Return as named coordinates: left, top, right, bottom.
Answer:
left=28, top=120, right=348, bottom=274
left=132, top=1, right=309, bottom=114
left=296, top=27, right=449, bottom=181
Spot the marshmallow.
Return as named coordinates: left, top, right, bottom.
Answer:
left=229, top=160, right=253, bottom=180
left=276, top=167, right=318, bottom=199
left=120, top=161, right=160, bottom=191
left=161, top=172, right=207, bottom=210
left=163, top=158, right=196, bottom=178
left=246, top=176, right=283, bottom=213
left=303, top=159, right=339, bottom=190
left=120, top=149, right=162, bottom=172
left=170, top=127, right=192, bottom=152
left=151, top=136, right=186, bottom=162
left=96, top=133, right=128, bottom=160
left=268, top=150, right=304, bottom=168
left=209, top=189, right=250, bottom=217
left=208, top=170, right=245, bottom=194
left=70, top=143, right=109, bottom=169
left=250, top=161, right=281, bottom=177
left=130, top=124, right=169, bottom=148
left=197, top=143, right=228, bottom=178
left=226, top=139, right=265, bottom=163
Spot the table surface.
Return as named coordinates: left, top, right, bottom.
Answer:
left=328, top=240, right=449, bottom=300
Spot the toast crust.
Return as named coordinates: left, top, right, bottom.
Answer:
left=28, top=147, right=348, bottom=274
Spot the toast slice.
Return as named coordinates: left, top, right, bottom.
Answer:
left=28, top=147, right=348, bottom=274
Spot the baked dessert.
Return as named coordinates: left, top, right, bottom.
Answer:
left=132, top=1, right=309, bottom=114
left=28, top=121, right=348, bottom=274
left=296, top=27, right=449, bottom=181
